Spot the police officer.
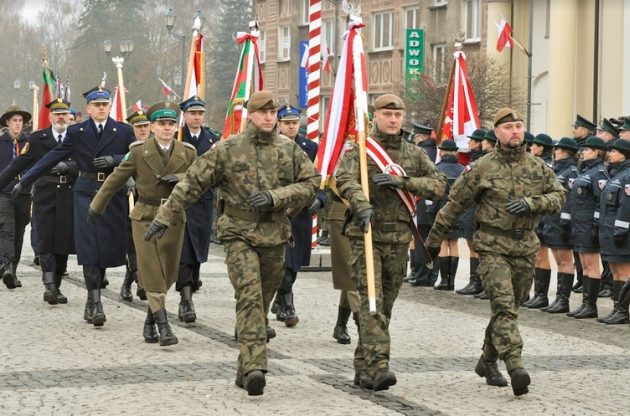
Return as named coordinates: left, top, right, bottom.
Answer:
left=427, top=108, right=565, bottom=396
left=0, top=99, right=76, bottom=303
left=89, top=102, right=197, bottom=345
left=0, top=105, right=32, bottom=289
left=597, top=118, right=620, bottom=144
left=412, top=122, right=437, bottom=162
left=269, top=104, right=319, bottom=327
left=145, top=90, right=319, bottom=396
left=336, top=94, right=446, bottom=391
left=572, top=114, right=597, bottom=147
left=175, top=96, right=219, bottom=323
left=13, top=86, right=135, bottom=327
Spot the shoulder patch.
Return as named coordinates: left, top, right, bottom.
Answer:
left=20, top=143, right=30, bottom=155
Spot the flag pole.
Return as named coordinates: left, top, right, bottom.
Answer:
left=112, top=57, right=128, bottom=120
left=178, top=22, right=201, bottom=142
left=436, top=53, right=457, bottom=142
left=30, top=83, right=39, bottom=131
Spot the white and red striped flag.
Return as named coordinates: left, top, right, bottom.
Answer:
left=496, top=17, right=514, bottom=52
left=158, top=78, right=177, bottom=98
left=109, top=87, right=124, bottom=122
left=306, top=0, right=322, bottom=143
left=132, top=99, right=142, bottom=112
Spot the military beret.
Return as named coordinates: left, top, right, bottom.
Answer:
left=610, top=138, right=630, bottom=157
left=483, top=129, right=497, bottom=142
left=246, top=90, right=279, bottom=113
left=82, top=86, right=111, bottom=103
left=619, top=118, right=630, bottom=132
left=179, top=95, right=206, bottom=112
left=597, top=118, right=620, bottom=138
left=412, top=123, right=433, bottom=135
left=467, top=128, right=486, bottom=141
left=583, top=136, right=608, bottom=151
left=554, top=137, right=579, bottom=152
left=572, top=114, right=597, bottom=132
left=438, top=139, right=458, bottom=151
left=524, top=131, right=535, bottom=144
left=45, top=98, right=71, bottom=114
left=373, top=94, right=405, bottom=110
left=277, top=104, right=301, bottom=121
left=0, top=105, right=31, bottom=126
left=493, top=108, right=523, bottom=126
left=533, top=133, right=553, bottom=148
left=146, top=101, right=180, bottom=122
left=126, top=109, right=150, bottom=126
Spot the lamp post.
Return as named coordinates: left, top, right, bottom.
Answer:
left=104, top=36, right=134, bottom=120
left=164, top=8, right=205, bottom=89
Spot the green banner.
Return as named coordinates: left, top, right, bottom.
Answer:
left=405, top=29, right=424, bottom=78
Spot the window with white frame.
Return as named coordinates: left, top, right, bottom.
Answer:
left=323, top=19, right=335, bottom=56
left=464, top=0, right=480, bottom=41
left=404, top=7, right=419, bottom=29
left=372, top=10, right=394, bottom=50
left=278, top=26, right=291, bottom=61
left=259, top=31, right=266, bottom=63
left=301, top=0, right=310, bottom=25
left=432, top=43, right=447, bottom=84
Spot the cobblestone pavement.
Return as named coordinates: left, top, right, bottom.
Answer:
left=2, top=233, right=630, bottom=415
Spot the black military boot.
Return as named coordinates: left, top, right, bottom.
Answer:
left=456, top=258, right=482, bottom=295
left=89, top=289, right=106, bottom=327
left=42, top=272, right=58, bottom=305
left=119, top=254, right=136, bottom=301
left=317, top=231, right=330, bottom=246
left=2, top=262, right=18, bottom=289
left=604, top=279, right=630, bottom=325
left=509, top=368, right=531, bottom=396
left=449, top=256, right=459, bottom=290
left=541, top=273, right=561, bottom=312
left=545, top=272, right=573, bottom=314
left=54, top=273, right=68, bottom=304
left=332, top=306, right=352, bottom=344
left=143, top=308, right=159, bottom=343
left=474, top=289, right=489, bottom=300
left=178, top=285, right=197, bottom=323
left=243, top=370, right=266, bottom=396
left=353, top=370, right=374, bottom=389
left=373, top=368, right=397, bottom=391
left=474, top=355, right=508, bottom=387
left=598, top=280, right=624, bottom=323
left=84, top=292, right=93, bottom=323
left=271, top=292, right=286, bottom=322
left=266, top=325, right=276, bottom=342
left=567, top=276, right=589, bottom=317
left=434, top=256, right=450, bottom=290
left=153, top=309, right=178, bottom=346
left=283, top=293, right=299, bottom=327
left=404, top=249, right=417, bottom=283
left=573, top=277, right=600, bottom=319
left=525, top=268, right=551, bottom=308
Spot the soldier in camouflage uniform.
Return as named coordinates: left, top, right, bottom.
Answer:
left=145, top=90, right=319, bottom=396
left=336, top=94, right=446, bottom=391
left=427, top=108, right=565, bottom=396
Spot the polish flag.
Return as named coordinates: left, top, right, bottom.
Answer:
left=132, top=99, right=142, bottom=112
left=110, top=87, right=124, bottom=122
left=496, top=17, right=514, bottom=52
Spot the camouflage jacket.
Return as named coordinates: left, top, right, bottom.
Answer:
left=336, top=128, right=446, bottom=243
left=155, top=123, right=320, bottom=247
left=427, top=141, right=566, bottom=256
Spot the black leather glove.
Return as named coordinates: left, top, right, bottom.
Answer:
left=86, top=208, right=101, bottom=224
left=93, top=156, right=115, bottom=169
left=307, top=199, right=323, bottom=214
left=50, top=161, right=69, bottom=175
left=247, top=191, right=273, bottom=208
left=372, top=173, right=403, bottom=188
left=427, top=245, right=441, bottom=262
left=505, top=198, right=530, bottom=214
left=560, top=226, right=571, bottom=242
left=158, top=174, right=178, bottom=184
left=614, top=233, right=626, bottom=247
left=357, top=208, right=373, bottom=233
left=144, top=220, right=168, bottom=241
left=11, top=183, right=23, bottom=200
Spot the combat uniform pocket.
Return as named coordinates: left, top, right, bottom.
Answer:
left=129, top=205, right=145, bottom=221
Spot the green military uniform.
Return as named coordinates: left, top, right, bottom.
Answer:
left=154, top=111, right=319, bottom=381
left=427, top=108, right=565, bottom=395
left=336, top=94, right=446, bottom=388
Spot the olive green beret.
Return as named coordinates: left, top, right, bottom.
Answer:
left=374, top=94, right=405, bottom=110
left=493, top=108, right=523, bottom=126
left=247, top=90, right=279, bottom=113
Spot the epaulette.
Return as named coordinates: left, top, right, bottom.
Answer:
left=182, top=141, right=196, bottom=151
left=129, top=141, right=144, bottom=148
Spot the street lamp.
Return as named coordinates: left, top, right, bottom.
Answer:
left=165, top=9, right=205, bottom=88
left=103, top=37, right=113, bottom=55
left=120, top=36, right=134, bottom=58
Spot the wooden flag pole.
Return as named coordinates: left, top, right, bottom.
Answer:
left=178, top=32, right=199, bottom=142
left=112, top=57, right=128, bottom=120
left=30, top=84, right=39, bottom=131
left=435, top=56, right=456, bottom=142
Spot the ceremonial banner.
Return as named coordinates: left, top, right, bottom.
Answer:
left=298, top=41, right=309, bottom=109
left=38, top=66, right=56, bottom=129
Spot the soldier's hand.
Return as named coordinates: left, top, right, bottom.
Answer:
left=50, top=161, right=69, bottom=175
left=614, top=233, right=626, bottom=247
left=427, top=245, right=441, bottom=262
left=372, top=173, right=403, bottom=188
left=11, top=183, right=23, bottom=200
left=158, top=174, right=178, bottom=184
left=125, top=177, right=136, bottom=194
left=307, top=198, right=323, bottom=214
left=247, top=191, right=273, bottom=208
left=357, top=208, right=373, bottom=233
left=93, top=156, right=115, bottom=169
left=505, top=198, right=530, bottom=214
left=86, top=208, right=101, bottom=224
left=144, top=220, right=168, bottom=241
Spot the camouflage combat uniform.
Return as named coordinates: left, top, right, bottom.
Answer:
left=336, top=127, right=446, bottom=378
left=427, top=141, right=565, bottom=372
left=154, top=123, right=319, bottom=375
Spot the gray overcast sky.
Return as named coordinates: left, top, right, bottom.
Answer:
left=20, top=0, right=46, bottom=22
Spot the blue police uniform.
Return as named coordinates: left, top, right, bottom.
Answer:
left=542, top=158, right=578, bottom=249
left=570, top=157, right=608, bottom=253
left=599, top=159, right=630, bottom=263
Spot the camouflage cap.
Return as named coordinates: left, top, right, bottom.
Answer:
left=493, top=108, right=523, bottom=126
left=373, top=94, right=405, bottom=110
left=246, top=90, right=279, bottom=113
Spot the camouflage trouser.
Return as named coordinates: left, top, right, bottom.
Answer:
left=224, top=240, right=285, bottom=374
left=478, top=253, right=534, bottom=372
left=350, top=240, right=408, bottom=377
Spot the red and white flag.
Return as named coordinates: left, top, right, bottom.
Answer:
left=109, top=87, right=124, bottom=122
left=496, top=17, right=514, bottom=52
left=132, top=99, right=142, bottom=112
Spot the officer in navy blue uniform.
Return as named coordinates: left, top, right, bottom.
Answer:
left=269, top=104, right=319, bottom=327
left=0, top=99, right=77, bottom=304
left=13, top=87, right=135, bottom=327
left=176, top=96, right=220, bottom=323
left=0, top=105, right=32, bottom=289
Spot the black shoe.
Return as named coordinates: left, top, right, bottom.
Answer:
left=353, top=370, right=374, bottom=390
left=119, top=271, right=134, bottom=302
left=603, top=308, right=630, bottom=324
left=474, top=290, right=489, bottom=300
left=178, top=286, right=196, bottom=323
left=283, top=293, right=299, bottom=327
left=546, top=272, right=573, bottom=314
left=434, top=257, right=450, bottom=290
left=55, top=289, right=68, bottom=304
left=333, top=306, right=352, bottom=344
left=598, top=287, right=613, bottom=298
left=266, top=325, right=276, bottom=342
left=136, top=286, right=147, bottom=301
left=317, top=233, right=330, bottom=246
left=2, top=262, right=18, bottom=289
left=572, top=281, right=583, bottom=293
left=89, top=289, right=106, bottom=327
left=84, top=296, right=93, bottom=323
left=597, top=305, right=618, bottom=323
left=509, top=368, right=530, bottom=396
left=54, top=273, right=68, bottom=304
left=474, top=355, right=508, bottom=387
left=574, top=304, right=598, bottom=319
left=566, top=303, right=586, bottom=317
left=525, top=268, right=551, bottom=308
left=143, top=309, right=159, bottom=343
left=43, top=272, right=58, bottom=305
left=153, top=309, right=178, bottom=346
left=33, top=256, right=40, bottom=266
left=373, top=369, right=397, bottom=391
left=526, top=294, right=548, bottom=309
left=456, top=277, right=483, bottom=295
left=243, top=370, right=265, bottom=396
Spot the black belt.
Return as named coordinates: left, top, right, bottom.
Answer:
left=137, top=196, right=168, bottom=207
left=78, top=171, right=109, bottom=182
left=479, top=224, right=528, bottom=240
left=40, top=175, right=72, bottom=185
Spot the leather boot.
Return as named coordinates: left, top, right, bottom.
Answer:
left=373, top=368, right=397, bottom=391
left=89, top=289, right=106, bottom=327
left=178, top=285, right=196, bottom=323
left=474, top=354, right=508, bottom=387
left=54, top=273, right=67, bottom=304
left=283, top=292, right=299, bottom=327
left=598, top=280, right=624, bottom=323
left=266, top=325, right=276, bottom=341
left=541, top=273, right=561, bottom=312
left=525, top=268, right=551, bottom=308
left=567, top=276, right=589, bottom=317
left=449, top=256, right=459, bottom=290
left=119, top=256, right=135, bottom=302
left=404, top=249, right=417, bottom=282
left=243, top=370, right=266, bottom=396
left=573, top=277, right=600, bottom=319
left=143, top=308, right=159, bottom=343
left=332, top=306, right=352, bottom=344
left=2, top=262, right=18, bottom=289
left=456, top=258, right=482, bottom=295
left=42, top=272, right=58, bottom=305
left=271, top=292, right=286, bottom=322
left=84, top=292, right=93, bottom=323
left=509, top=368, right=531, bottom=396
left=474, top=289, right=489, bottom=300
left=136, top=286, right=147, bottom=301
left=604, top=279, right=630, bottom=325
left=153, top=309, right=178, bottom=346
left=545, top=272, right=573, bottom=314
left=434, top=256, right=450, bottom=290
left=353, top=370, right=374, bottom=389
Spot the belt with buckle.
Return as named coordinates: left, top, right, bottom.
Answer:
left=479, top=224, right=527, bottom=240
left=79, top=171, right=109, bottom=182
left=138, top=196, right=168, bottom=207
left=40, top=175, right=71, bottom=185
